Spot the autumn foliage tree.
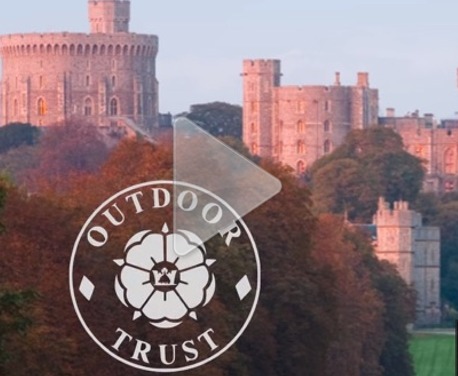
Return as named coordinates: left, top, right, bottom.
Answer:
left=0, top=133, right=416, bottom=375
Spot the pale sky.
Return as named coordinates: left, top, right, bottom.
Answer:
left=1, top=0, right=458, bottom=118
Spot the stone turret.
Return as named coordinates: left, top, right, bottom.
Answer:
left=88, top=0, right=131, bottom=34
left=373, top=197, right=441, bottom=325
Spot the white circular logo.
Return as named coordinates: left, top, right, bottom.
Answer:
left=69, top=181, right=260, bottom=373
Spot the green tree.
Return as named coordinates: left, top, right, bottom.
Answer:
left=0, top=123, right=40, bottom=154
left=0, top=290, right=36, bottom=369
left=311, top=127, right=425, bottom=222
left=178, top=102, right=242, bottom=139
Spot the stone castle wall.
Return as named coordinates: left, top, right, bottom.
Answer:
left=381, top=115, right=458, bottom=193
left=243, top=59, right=378, bottom=173
left=373, top=198, right=441, bottom=325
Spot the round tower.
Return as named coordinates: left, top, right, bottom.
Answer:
left=0, top=0, right=159, bottom=130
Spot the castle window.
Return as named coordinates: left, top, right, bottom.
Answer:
left=86, top=75, right=91, bottom=87
left=250, top=122, right=256, bottom=134
left=444, top=148, right=456, bottom=174
left=251, top=143, right=258, bottom=155
left=324, top=120, right=330, bottom=132
left=84, top=98, right=93, bottom=116
left=297, top=160, right=306, bottom=175
left=250, top=101, right=256, bottom=112
left=325, top=101, right=330, bottom=112
left=13, top=99, right=18, bottom=117
left=297, top=120, right=305, bottom=133
left=112, top=75, right=117, bottom=88
left=110, top=98, right=119, bottom=116
left=39, top=76, right=43, bottom=89
left=137, top=94, right=143, bottom=115
left=324, top=140, right=331, bottom=154
left=445, top=181, right=454, bottom=192
left=297, top=140, right=306, bottom=154
left=297, top=101, right=305, bottom=113
left=37, top=98, right=47, bottom=116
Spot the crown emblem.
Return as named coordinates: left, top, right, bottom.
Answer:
left=153, top=267, right=178, bottom=287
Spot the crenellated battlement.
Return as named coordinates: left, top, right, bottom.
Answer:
left=0, top=33, right=157, bottom=58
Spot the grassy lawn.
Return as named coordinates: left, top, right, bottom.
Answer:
left=410, top=333, right=455, bottom=376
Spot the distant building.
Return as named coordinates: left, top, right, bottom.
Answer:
left=242, top=59, right=458, bottom=193
left=373, top=198, right=441, bottom=326
left=380, top=111, right=458, bottom=193
left=242, top=59, right=379, bottom=174
left=0, top=0, right=159, bottom=130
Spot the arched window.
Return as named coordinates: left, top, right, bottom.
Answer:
left=324, top=140, right=331, bottom=154
left=84, top=98, right=93, bottom=116
left=250, top=122, right=256, bottom=134
left=297, top=140, right=306, bottom=154
left=37, top=98, right=47, bottom=116
left=12, top=99, right=18, bottom=117
left=112, top=75, right=116, bottom=88
left=297, top=120, right=305, bottom=133
left=324, top=120, right=330, bottom=132
left=444, top=148, right=456, bottom=174
left=251, top=143, right=258, bottom=155
left=297, top=160, right=306, bottom=174
left=110, top=98, right=119, bottom=116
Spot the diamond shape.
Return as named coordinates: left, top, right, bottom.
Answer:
left=236, top=275, right=252, bottom=301
left=79, top=276, right=95, bottom=301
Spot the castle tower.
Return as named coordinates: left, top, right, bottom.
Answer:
left=373, top=198, right=420, bottom=285
left=242, top=59, right=281, bottom=158
left=88, top=0, right=130, bottom=34
left=373, top=197, right=441, bottom=325
left=0, top=0, right=159, bottom=129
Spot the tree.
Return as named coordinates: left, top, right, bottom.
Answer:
left=178, top=102, right=243, bottom=139
left=25, top=121, right=110, bottom=192
left=0, top=123, right=40, bottom=154
left=0, top=137, right=418, bottom=375
left=345, top=228, right=415, bottom=376
left=0, top=290, right=36, bottom=369
left=310, top=127, right=425, bottom=222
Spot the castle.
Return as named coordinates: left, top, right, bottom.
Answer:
left=242, top=59, right=379, bottom=175
left=0, top=0, right=159, bottom=130
left=242, top=59, right=458, bottom=194
left=243, top=60, right=444, bottom=325
left=373, top=198, right=441, bottom=325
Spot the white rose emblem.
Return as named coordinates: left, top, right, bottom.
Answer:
left=114, top=223, right=216, bottom=329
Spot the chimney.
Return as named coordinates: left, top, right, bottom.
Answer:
left=334, top=72, right=341, bottom=86
left=357, top=72, right=369, bottom=88
left=386, top=108, right=396, bottom=117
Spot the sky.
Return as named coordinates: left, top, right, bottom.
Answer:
left=1, top=0, right=458, bottom=118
